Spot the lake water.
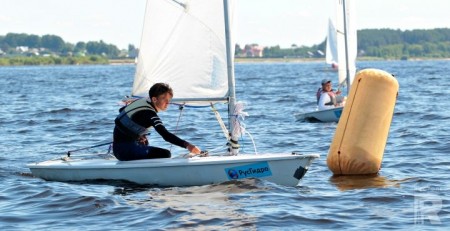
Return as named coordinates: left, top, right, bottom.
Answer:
left=0, top=60, right=448, bottom=230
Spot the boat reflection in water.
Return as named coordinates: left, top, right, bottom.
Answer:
left=329, top=175, right=402, bottom=191
left=113, top=179, right=265, bottom=228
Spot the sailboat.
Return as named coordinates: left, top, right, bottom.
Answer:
left=325, top=18, right=339, bottom=72
left=295, top=0, right=357, bottom=123
left=27, top=0, right=319, bottom=187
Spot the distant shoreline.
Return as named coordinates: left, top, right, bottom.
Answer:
left=0, top=57, right=447, bottom=66
left=234, top=57, right=450, bottom=63
left=108, top=59, right=135, bottom=65
left=108, top=57, right=450, bottom=65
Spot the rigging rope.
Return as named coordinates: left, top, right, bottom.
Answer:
left=170, top=104, right=185, bottom=152
left=245, top=130, right=258, bottom=155
left=210, top=103, right=230, bottom=140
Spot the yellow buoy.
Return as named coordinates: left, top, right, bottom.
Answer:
left=327, top=69, right=399, bottom=175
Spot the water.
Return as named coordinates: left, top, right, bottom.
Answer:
left=1, top=60, right=448, bottom=230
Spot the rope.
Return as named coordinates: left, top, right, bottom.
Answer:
left=173, top=104, right=185, bottom=134
left=170, top=104, right=185, bottom=152
left=245, top=130, right=258, bottom=155
left=210, top=103, right=230, bottom=140
left=66, top=141, right=113, bottom=157
left=181, top=143, right=228, bottom=158
left=58, top=152, right=115, bottom=162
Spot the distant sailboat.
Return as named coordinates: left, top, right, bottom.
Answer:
left=335, top=0, right=357, bottom=91
left=296, top=0, right=357, bottom=122
left=325, top=18, right=339, bottom=71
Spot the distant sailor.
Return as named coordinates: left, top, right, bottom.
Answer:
left=113, top=83, right=201, bottom=161
left=331, top=62, right=339, bottom=71
left=316, top=79, right=345, bottom=110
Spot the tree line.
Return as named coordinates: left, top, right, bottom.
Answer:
left=242, top=28, right=450, bottom=59
left=0, top=33, right=135, bottom=58
left=1, top=28, right=449, bottom=65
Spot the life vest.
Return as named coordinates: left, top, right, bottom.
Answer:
left=316, top=88, right=337, bottom=106
left=115, top=98, right=154, bottom=139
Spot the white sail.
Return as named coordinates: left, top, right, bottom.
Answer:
left=325, top=18, right=338, bottom=66
left=335, top=0, right=357, bottom=88
left=133, top=0, right=236, bottom=105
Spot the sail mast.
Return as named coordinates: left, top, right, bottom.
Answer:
left=342, top=0, right=351, bottom=94
left=223, top=0, right=236, bottom=138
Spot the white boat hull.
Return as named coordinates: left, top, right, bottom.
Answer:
left=27, top=153, right=319, bottom=187
left=295, top=107, right=343, bottom=123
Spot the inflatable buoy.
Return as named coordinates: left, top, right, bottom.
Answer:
left=327, top=69, right=399, bottom=175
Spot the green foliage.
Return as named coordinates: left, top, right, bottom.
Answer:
left=86, top=40, right=120, bottom=57
left=1, top=28, right=449, bottom=65
left=74, top=42, right=86, bottom=52
left=0, top=33, right=120, bottom=58
left=246, top=28, right=450, bottom=59
left=0, top=55, right=109, bottom=66
left=262, top=44, right=321, bottom=58
left=358, top=28, right=450, bottom=59
left=41, top=35, right=65, bottom=52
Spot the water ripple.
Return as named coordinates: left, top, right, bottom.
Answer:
left=0, top=62, right=449, bottom=229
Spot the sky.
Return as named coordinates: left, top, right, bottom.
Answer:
left=1, top=0, right=449, bottom=49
